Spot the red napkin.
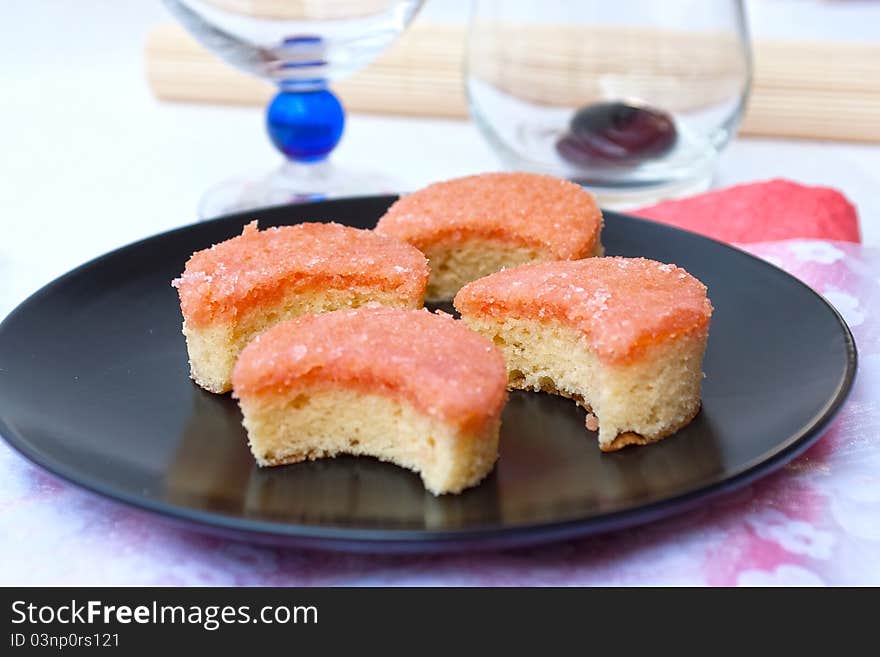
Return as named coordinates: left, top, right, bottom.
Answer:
left=632, top=179, right=860, bottom=244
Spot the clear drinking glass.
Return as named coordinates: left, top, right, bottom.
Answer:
left=465, top=0, right=752, bottom=207
left=163, top=0, right=425, bottom=218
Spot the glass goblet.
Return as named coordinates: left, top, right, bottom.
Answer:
left=163, top=0, right=425, bottom=218
left=466, top=0, right=752, bottom=207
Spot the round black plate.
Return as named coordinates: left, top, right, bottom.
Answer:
left=0, top=197, right=856, bottom=553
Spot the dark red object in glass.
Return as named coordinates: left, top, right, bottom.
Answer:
left=556, top=101, right=677, bottom=166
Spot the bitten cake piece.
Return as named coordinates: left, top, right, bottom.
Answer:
left=172, top=221, right=429, bottom=394
left=454, top=258, right=712, bottom=451
left=375, top=172, right=603, bottom=301
left=232, top=307, right=507, bottom=495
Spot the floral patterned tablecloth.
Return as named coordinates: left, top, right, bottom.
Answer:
left=1, top=238, right=877, bottom=586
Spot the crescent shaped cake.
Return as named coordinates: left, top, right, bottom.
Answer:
left=231, top=307, right=508, bottom=495
left=454, top=258, right=712, bottom=451
left=172, top=221, right=429, bottom=393
left=375, top=172, right=603, bottom=301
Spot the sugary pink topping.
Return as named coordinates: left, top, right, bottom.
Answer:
left=454, top=258, right=713, bottom=365
left=375, top=172, right=602, bottom=258
left=232, top=307, right=508, bottom=434
left=172, top=222, right=429, bottom=327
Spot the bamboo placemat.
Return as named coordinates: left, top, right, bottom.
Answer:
left=145, top=22, right=880, bottom=143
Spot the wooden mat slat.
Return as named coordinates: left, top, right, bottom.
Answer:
left=146, top=22, right=880, bottom=142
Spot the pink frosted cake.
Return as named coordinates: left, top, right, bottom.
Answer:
left=231, top=307, right=508, bottom=495
left=454, top=258, right=713, bottom=451
left=172, top=221, right=429, bottom=393
left=375, top=172, right=603, bottom=300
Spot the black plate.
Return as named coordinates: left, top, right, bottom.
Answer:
left=0, top=197, right=856, bottom=553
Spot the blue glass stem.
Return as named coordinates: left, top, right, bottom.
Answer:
left=266, top=88, right=345, bottom=163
